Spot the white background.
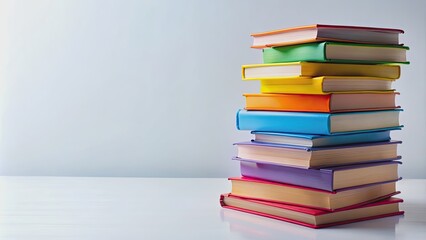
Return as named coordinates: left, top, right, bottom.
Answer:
left=0, top=0, right=425, bottom=178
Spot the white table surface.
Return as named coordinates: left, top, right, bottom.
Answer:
left=0, top=177, right=425, bottom=240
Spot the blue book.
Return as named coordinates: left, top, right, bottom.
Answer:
left=236, top=109, right=403, bottom=135
left=252, top=129, right=400, bottom=147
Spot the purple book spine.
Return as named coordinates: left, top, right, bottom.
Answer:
left=240, top=161, right=334, bottom=191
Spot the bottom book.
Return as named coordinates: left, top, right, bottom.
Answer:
left=220, top=194, right=404, bottom=229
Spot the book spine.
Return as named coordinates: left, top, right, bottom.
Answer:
left=244, top=94, right=331, bottom=112
left=263, top=42, right=327, bottom=63
left=236, top=109, right=331, bottom=135
left=219, top=194, right=226, bottom=207
left=240, top=161, right=334, bottom=191
left=260, top=78, right=325, bottom=94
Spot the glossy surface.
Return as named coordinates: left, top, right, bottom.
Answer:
left=0, top=177, right=424, bottom=239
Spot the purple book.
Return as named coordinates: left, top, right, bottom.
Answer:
left=236, top=158, right=402, bottom=192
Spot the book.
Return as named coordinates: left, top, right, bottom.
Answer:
left=237, top=159, right=401, bottom=191
left=236, top=109, right=402, bottom=135
left=234, top=141, right=401, bottom=168
left=228, top=177, right=399, bottom=211
left=252, top=129, right=399, bottom=147
left=263, top=42, right=409, bottom=64
left=220, top=194, right=404, bottom=229
left=242, top=62, right=401, bottom=80
left=244, top=92, right=398, bottom=112
left=221, top=202, right=402, bottom=234
left=259, top=76, right=395, bottom=94
left=251, top=24, right=404, bottom=48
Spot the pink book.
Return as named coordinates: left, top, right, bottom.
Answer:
left=220, top=194, right=404, bottom=229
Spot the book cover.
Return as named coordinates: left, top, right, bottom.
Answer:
left=236, top=158, right=402, bottom=191
left=251, top=24, right=404, bottom=48
left=262, top=42, right=409, bottom=64
left=229, top=176, right=400, bottom=211
left=244, top=92, right=398, bottom=112
left=258, top=76, right=395, bottom=94
left=220, top=194, right=404, bottom=228
left=234, top=140, right=401, bottom=168
left=235, top=140, right=402, bottom=151
left=242, top=62, right=401, bottom=80
left=236, top=109, right=402, bottom=135
left=252, top=129, right=400, bottom=147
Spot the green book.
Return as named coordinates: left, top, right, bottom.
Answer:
left=263, top=42, right=409, bottom=64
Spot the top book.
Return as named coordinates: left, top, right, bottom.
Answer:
left=251, top=24, right=404, bottom=48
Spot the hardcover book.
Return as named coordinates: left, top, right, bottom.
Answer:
left=237, top=159, right=401, bottom=191
left=228, top=177, right=400, bottom=211
left=236, top=109, right=402, bottom=135
left=244, top=92, right=398, bottom=112
left=262, top=42, right=409, bottom=64
left=242, top=62, right=401, bottom=80
left=251, top=24, right=404, bottom=48
left=234, top=140, right=401, bottom=168
left=221, top=194, right=404, bottom=229
left=252, top=129, right=399, bottom=147
left=259, top=76, right=396, bottom=94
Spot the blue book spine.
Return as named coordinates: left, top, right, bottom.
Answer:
left=236, top=109, right=331, bottom=135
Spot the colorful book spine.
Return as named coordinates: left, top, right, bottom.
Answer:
left=237, top=158, right=402, bottom=191
left=262, top=42, right=409, bottom=64
left=244, top=92, right=398, bottom=112
left=258, top=77, right=395, bottom=94
left=236, top=109, right=402, bottom=135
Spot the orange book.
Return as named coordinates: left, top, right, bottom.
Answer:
left=244, top=92, right=399, bottom=113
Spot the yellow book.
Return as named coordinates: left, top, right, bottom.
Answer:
left=260, top=76, right=396, bottom=94
left=242, top=62, right=401, bottom=80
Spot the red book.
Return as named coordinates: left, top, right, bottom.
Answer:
left=220, top=194, right=404, bottom=229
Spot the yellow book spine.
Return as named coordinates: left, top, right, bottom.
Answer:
left=260, top=77, right=326, bottom=94
left=259, top=76, right=396, bottom=94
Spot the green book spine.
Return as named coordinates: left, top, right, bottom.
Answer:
left=263, top=42, right=327, bottom=63
left=262, top=42, right=410, bottom=64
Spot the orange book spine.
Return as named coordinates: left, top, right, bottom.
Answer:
left=244, top=93, right=331, bottom=112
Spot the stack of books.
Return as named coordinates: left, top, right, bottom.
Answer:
left=220, top=24, right=409, bottom=229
